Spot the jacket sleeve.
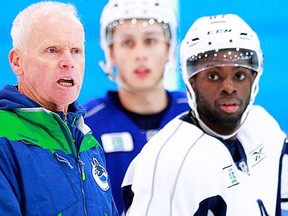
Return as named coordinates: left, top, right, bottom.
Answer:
left=0, top=169, right=22, bottom=215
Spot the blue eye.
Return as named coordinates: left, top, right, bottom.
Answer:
left=47, top=48, right=57, bottom=53
left=71, top=48, right=81, bottom=54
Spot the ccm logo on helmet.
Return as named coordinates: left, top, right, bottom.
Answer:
left=207, top=29, right=232, bottom=35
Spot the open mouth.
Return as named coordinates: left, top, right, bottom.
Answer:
left=57, top=78, right=74, bottom=87
left=135, top=68, right=150, bottom=77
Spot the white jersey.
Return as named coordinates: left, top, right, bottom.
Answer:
left=281, top=139, right=288, bottom=214
left=122, top=105, right=286, bottom=216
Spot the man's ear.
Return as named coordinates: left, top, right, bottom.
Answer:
left=165, top=44, right=170, bottom=62
left=9, top=49, right=23, bottom=76
left=108, top=45, right=115, bottom=65
left=253, top=71, right=258, bottom=80
left=189, top=77, right=196, bottom=89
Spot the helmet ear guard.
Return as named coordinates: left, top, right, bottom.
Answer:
left=180, top=14, right=264, bottom=140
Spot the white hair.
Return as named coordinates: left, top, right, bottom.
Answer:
left=10, top=1, right=84, bottom=52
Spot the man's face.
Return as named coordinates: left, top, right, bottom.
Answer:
left=12, top=14, right=85, bottom=113
left=190, top=65, right=256, bottom=135
left=109, top=19, right=169, bottom=92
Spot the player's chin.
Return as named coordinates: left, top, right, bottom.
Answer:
left=58, top=92, right=79, bottom=105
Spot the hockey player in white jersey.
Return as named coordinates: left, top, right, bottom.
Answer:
left=122, top=14, right=287, bottom=216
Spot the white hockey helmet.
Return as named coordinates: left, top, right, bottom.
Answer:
left=99, top=0, right=178, bottom=83
left=180, top=14, right=264, bottom=139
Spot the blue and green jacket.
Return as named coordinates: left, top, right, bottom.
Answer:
left=0, top=85, right=118, bottom=216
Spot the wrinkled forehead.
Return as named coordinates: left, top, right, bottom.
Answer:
left=186, top=48, right=259, bottom=78
left=27, top=14, right=84, bottom=46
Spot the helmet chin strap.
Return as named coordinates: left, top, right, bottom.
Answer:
left=194, top=110, right=243, bottom=140
left=192, top=105, right=251, bottom=140
left=99, top=60, right=164, bottom=93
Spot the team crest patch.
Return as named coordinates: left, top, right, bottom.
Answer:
left=223, top=165, right=239, bottom=188
left=91, top=158, right=109, bottom=191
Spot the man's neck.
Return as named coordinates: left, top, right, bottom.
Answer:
left=118, top=87, right=168, bottom=115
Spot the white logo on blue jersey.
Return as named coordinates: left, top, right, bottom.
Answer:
left=91, top=158, right=109, bottom=191
left=101, top=132, right=133, bottom=153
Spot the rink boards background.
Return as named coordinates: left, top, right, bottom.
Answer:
left=0, top=0, right=287, bottom=134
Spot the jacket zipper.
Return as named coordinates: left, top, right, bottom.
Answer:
left=77, top=155, right=88, bottom=215
left=53, top=113, right=88, bottom=216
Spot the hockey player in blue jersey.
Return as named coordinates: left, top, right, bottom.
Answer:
left=122, top=14, right=287, bottom=215
left=84, top=0, right=188, bottom=214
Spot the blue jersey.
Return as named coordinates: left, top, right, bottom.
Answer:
left=84, top=90, right=188, bottom=214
